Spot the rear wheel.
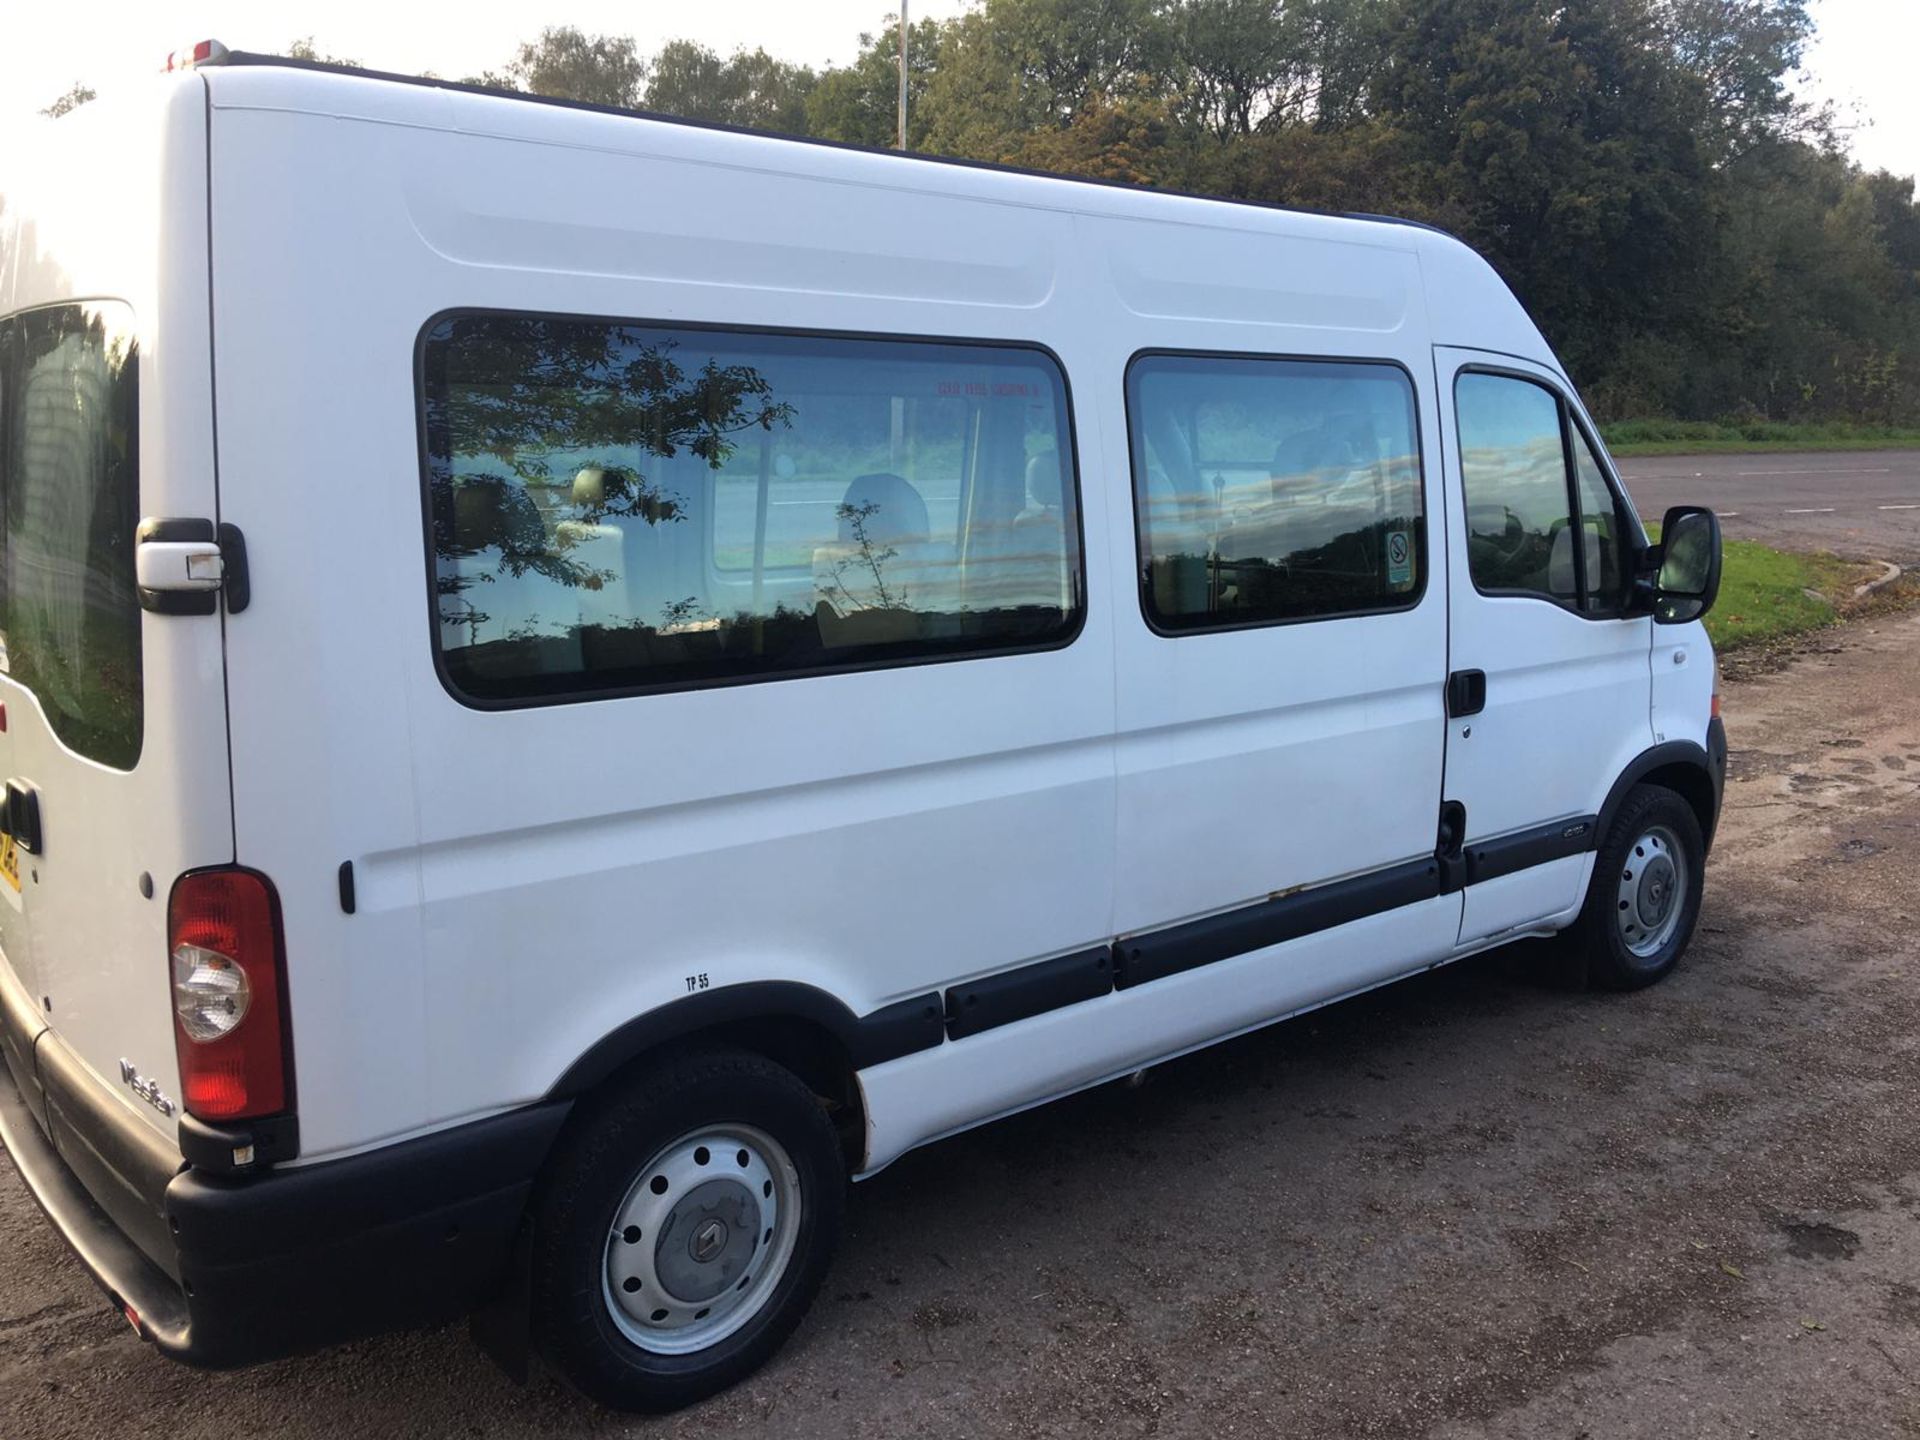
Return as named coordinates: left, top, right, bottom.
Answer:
left=529, top=1046, right=844, bottom=1412
left=1568, top=784, right=1705, bottom=990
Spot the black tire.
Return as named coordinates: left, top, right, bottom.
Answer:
left=1567, top=783, right=1705, bottom=991
left=528, top=1045, right=845, bottom=1412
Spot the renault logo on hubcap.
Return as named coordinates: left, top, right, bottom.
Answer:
left=691, top=1219, right=728, bottom=1263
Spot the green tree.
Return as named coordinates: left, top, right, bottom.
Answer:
left=471, top=27, right=647, bottom=109
left=643, top=41, right=816, bottom=131
left=920, top=0, right=1168, bottom=157
left=1657, top=0, right=1821, bottom=159
left=454, top=6, right=1920, bottom=428
left=40, top=83, right=95, bottom=119
left=1011, top=92, right=1185, bottom=184
left=1166, top=0, right=1302, bottom=138
left=287, top=37, right=362, bottom=68
left=1163, top=0, right=1388, bottom=138
left=808, top=16, right=944, bottom=148
left=1370, top=0, right=1714, bottom=382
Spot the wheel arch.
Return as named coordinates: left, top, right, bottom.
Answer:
left=545, top=982, right=946, bottom=1168
left=1597, top=739, right=1721, bottom=854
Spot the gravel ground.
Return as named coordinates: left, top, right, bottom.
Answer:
left=5, top=607, right=1920, bottom=1439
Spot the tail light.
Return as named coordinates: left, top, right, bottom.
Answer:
left=1710, top=692, right=1722, bottom=719
left=163, top=39, right=230, bottom=72
left=168, top=868, right=292, bottom=1122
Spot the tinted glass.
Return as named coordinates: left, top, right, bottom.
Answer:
left=0, top=304, right=142, bottom=769
left=1456, top=373, right=1575, bottom=601
left=1571, top=425, right=1625, bottom=610
left=422, top=316, right=1081, bottom=701
left=1127, top=355, right=1424, bottom=630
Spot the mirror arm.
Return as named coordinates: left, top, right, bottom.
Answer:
left=1624, top=576, right=1658, bottom=619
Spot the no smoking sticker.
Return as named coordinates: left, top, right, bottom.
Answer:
left=1386, top=529, right=1413, bottom=587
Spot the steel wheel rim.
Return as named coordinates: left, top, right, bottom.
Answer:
left=601, top=1123, right=802, bottom=1355
left=1616, top=823, right=1687, bottom=959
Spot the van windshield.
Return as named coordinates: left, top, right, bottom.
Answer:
left=0, top=303, right=143, bottom=769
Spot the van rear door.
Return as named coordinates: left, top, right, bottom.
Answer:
left=0, top=84, right=234, bottom=1148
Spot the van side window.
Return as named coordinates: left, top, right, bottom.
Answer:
left=1570, top=426, right=1625, bottom=611
left=1126, top=354, right=1425, bottom=631
left=0, top=303, right=143, bottom=769
left=1456, top=371, right=1627, bottom=614
left=421, top=316, right=1082, bottom=703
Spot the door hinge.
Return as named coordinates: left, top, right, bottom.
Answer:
left=136, top=519, right=250, bottom=615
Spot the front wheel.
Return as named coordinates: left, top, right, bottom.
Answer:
left=528, top=1046, right=845, bottom=1412
left=1569, top=783, right=1706, bottom=990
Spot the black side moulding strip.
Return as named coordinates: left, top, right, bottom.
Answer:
left=945, top=946, right=1113, bottom=1040
left=1463, top=816, right=1598, bottom=887
left=1113, top=857, right=1443, bottom=991
left=854, top=992, right=947, bottom=1067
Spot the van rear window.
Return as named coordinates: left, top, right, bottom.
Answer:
left=420, top=314, right=1083, bottom=704
left=0, top=303, right=142, bottom=769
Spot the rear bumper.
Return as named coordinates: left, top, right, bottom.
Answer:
left=0, top=998, right=569, bottom=1367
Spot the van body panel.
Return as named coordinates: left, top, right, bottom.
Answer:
left=206, top=103, right=437, bottom=1160
left=1652, top=620, right=1715, bottom=752
left=206, top=96, right=1120, bottom=1156
left=0, top=78, right=233, bottom=1148
left=1413, top=234, right=1562, bottom=372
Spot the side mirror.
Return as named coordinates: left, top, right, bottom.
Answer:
left=1651, top=506, right=1722, bottom=624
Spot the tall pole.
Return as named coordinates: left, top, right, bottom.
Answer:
left=897, top=3, right=909, bottom=150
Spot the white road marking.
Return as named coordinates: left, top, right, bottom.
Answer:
left=1879, top=504, right=1920, bottom=510
left=1621, top=466, right=1901, bottom=478
left=1725, top=467, right=1894, bottom=477
left=1784, top=507, right=1836, bottom=514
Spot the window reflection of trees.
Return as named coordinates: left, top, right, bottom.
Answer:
left=423, top=318, right=1079, bottom=698
left=425, top=318, right=793, bottom=633
left=0, top=302, right=143, bottom=769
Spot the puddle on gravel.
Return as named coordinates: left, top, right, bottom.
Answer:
left=1777, top=1218, right=1862, bottom=1261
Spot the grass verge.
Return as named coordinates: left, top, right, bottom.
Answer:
left=1646, top=521, right=1864, bottom=652
left=1602, top=418, right=1920, bottom=456
left=1704, top=540, right=1860, bottom=651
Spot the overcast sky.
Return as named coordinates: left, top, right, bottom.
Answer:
left=3, top=0, right=1914, bottom=181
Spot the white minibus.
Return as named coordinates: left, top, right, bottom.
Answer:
left=0, top=47, right=1726, bottom=1411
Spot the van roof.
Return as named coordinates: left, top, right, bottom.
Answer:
left=210, top=50, right=1456, bottom=247
left=195, top=54, right=1558, bottom=369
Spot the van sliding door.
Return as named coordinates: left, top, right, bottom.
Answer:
left=1108, top=341, right=1459, bottom=1020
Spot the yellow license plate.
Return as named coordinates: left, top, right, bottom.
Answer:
left=0, top=835, right=18, bottom=892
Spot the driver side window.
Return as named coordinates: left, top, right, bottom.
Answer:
left=1456, top=372, right=1627, bottom=615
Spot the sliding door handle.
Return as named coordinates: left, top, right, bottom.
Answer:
left=1447, top=670, right=1487, bottom=718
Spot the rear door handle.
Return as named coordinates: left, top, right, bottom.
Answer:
left=3, top=779, right=42, bottom=855
left=1447, top=670, right=1487, bottom=718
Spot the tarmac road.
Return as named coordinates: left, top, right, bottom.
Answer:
left=5, top=613, right=1920, bottom=1438
left=1617, top=448, right=1920, bottom=560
